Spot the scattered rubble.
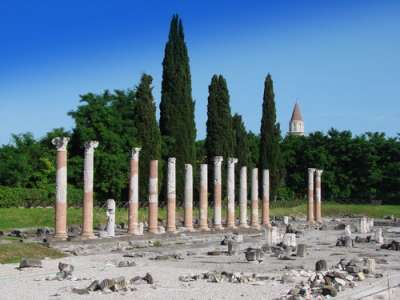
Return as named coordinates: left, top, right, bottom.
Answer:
left=179, top=271, right=269, bottom=284
left=380, top=240, right=400, bottom=251
left=245, top=248, right=264, bottom=262
left=18, top=258, right=42, bottom=269
left=150, top=253, right=184, bottom=260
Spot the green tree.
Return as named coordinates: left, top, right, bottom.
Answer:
left=259, top=74, right=282, bottom=200
left=159, top=15, right=196, bottom=204
left=134, top=74, right=162, bottom=204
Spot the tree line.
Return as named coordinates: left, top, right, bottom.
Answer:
left=0, top=15, right=398, bottom=207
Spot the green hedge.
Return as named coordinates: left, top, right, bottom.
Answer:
left=0, top=185, right=83, bottom=208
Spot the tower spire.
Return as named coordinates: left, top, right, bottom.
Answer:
left=289, top=102, right=304, bottom=136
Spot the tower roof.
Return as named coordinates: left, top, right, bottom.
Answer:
left=290, top=102, right=303, bottom=122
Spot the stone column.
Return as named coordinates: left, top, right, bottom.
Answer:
left=148, top=160, right=158, bottom=234
left=106, top=199, right=116, bottom=237
left=199, top=164, right=209, bottom=230
left=227, top=158, right=238, bottom=228
left=307, top=168, right=316, bottom=223
left=52, top=137, right=70, bottom=240
left=251, top=168, right=260, bottom=229
left=128, top=148, right=141, bottom=235
left=314, top=169, right=323, bottom=223
left=166, top=158, right=176, bottom=233
left=239, top=166, right=248, bottom=228
left=213, top=156, right=223, bottom=230
left=81, top=141, right=99, bottom=239
left=262, top=169, right=270, bottom=226
left=184, top=164, right=194, bottom=231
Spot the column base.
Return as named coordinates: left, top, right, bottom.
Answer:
left=54, top=233, right=68, bottom=240
left=226, top=224, right=236, bottom=229
left=167, top=227, right=177, bottom=234
left=199, top=226, right=210, bottom=231
left=262, top=223, right=272, bottom=228
left=239, top=224, right=249, bottom=228
left=81, top=232, right=96, bottom=239
left=251, top=224, right=261, bottom=230
left=184, top=227, right=195, bottom=232
left=148, top=228, right=159, bottom=234
left=214, top=224, right=224, bottom=230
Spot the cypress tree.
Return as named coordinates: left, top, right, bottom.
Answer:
left=205, top=75, right=234, bottom=161
left=159, top=15, right=196, bottom=204
left=134, top=74, right=162, bottom=203
left=259, top=74, right=282, bottom=200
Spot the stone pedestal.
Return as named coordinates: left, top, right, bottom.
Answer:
left=344, top=224, right=352, bottom=238
left=52, top=137, right=70, bottom=240
left=106, top=199, right=116, bottom=237
left=199, top=164, right=209, bottom=231
left=81, top=141, right=99, bottom=239
left=213, top=156, right=223, bottom=230
left=166, top=158, right=176, bottom=233
left=239, top=166, right=249, bottom=228
left=375, top=228, right=384, bottom=244
left=271, top=226, right=281, bottom=245
left=128, top=148, right=141, bottom=235
left=314, top=169, right=323, bottom=223
left=148, top=160, right=158, bottom=234
left=184, top=164, right=194, bottom=231
left=227, top=158, right=238, bottom=228
left=283, top=216, right=289, bottom=225
left=282, top=233, right=297, bottom=248
left=359, top=216, right=369, bottom=233
left=262, top=169, right=270, bottom=226
left=307, top=168, right=316, bottom=223
left=250, top=168, right=260, bottom=229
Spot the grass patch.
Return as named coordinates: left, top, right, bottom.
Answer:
left=0, top=242, right=65, bottom=264
left=0, top=202, right=399, bottom=231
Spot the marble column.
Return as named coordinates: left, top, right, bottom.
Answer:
left=166, top=158, right=176, bottom=233
left=106, top=199, right=116, bottom=237
left=199, top=164, right=209, bottom=230
left=81, top=141, right=99, bottom=239
left=239, top=166, right=249, bottom=228
left=184, top=164, right=194, bottom=231
left=148, top=160, right=158, bottom=234
left=315, top=169, right=323, bottom=223
left=251, top=168, right=260, bottom=229
left=307, top=168, right=316, bottom=223
left=227, top=158, right=238, bottom=228
left=213, top=156, right=223, bottom=230
left=128, top=148, right=141, bottom=235
left=52, top=137, right=70, bottom=240
left=262, top=169, right=270, bottom=226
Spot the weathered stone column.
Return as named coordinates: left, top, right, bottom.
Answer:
left=307, top=168, right=316, bottom=223
left=315, top=169, right=323, bottom=223
left=52, top=137, right=70, bottom=240
left=106, top=199, right=116, bottom=237
left=213, top=156, right=223, bottom=230
left=262, top=169, right=270, bottom=226
left=148, top=160, right=158, bottom=234
left=184, top=164, right=194, bottom=231
left=128, top=148, right=141, bottom=235
left=239, top=166, right=248, bottom=228
left=227, top=158, right=238, bottom=228
left=166, top=158, right=176, bottom=233
left=81, top=141, right=99, bottom=239
left=199, top=164, right=209, bottom=230
left=251, top=168, right=260, bottom=229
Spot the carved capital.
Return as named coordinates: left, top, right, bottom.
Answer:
left=316, top=169, right=324, bottom=177
left=308, top=168, right=316, bottom=175
left=131, top=147, right=141, bottom=160
left=213, top=156, right=223, bottom=166
left=168, top=157, right=176, bottom=166
left=52, top=137, right=70, bottom=151
left=228, top=157, right=238, bottom=165
left=84, top=141, right=99, bottom=154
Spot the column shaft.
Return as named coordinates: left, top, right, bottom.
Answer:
left=128, top=148, right=141, bottom=234
left=167, top=158, right=176, bottom=233
left=148, top=160, right=158, bottom=233
left=227, top=158, right=238, bottom=228
left=315, top=169, right=323, bottom=223
left=307, top=168, right=316, bottom=223
left=262, top=169, right=270, bottom=226
left=239, top=166, right=248, bottom=227
left=82, top=141, right=98, bottom=238
left=251, top=168, right=260, bottom=229
left=213, top=156, right=223, bottom=229
left=199, top=164, right=209, bottom=230
left=184, top=164, right=194, bottom=230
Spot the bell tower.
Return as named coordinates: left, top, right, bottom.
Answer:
left=289, top=102, right=304, bottom=136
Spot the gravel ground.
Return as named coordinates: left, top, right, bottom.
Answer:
left=1, top=218, right=400, bottom=300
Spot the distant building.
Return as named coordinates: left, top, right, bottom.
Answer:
left=289, top=102, right=304, bottom=136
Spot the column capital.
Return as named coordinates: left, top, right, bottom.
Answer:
left=168, top=157, right=176, bottom=164
left=185, top=163, right=192, bottom=170
left=316, top=169, right=324, bottom=176
left=213, top=156, right=223, bottom=166
left=52, top=137, right=70, bottom=151
left=84, top=141, right=99, bottom=153
left=228, top=157, right=238, bottom=165
left=308, top=168, right=316, bottom=174
left=131, top=147, right=141, bottom=159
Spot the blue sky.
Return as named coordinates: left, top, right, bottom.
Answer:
left=0, top=0, right=399, bottom=145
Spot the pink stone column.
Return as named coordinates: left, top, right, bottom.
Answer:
left=184, top=164, right=194, bottom=231
left=262, top=169, right=270, bottom=227
left=199, top=163, right=209, bottom=230
left=166, top=157, right=176, bottom=233
left=81, top=141, right=99, bottom=239
left=128, top=148, right=141, bottom=235
left=251, top=168, right=260, bottom=229
left=315, top=169, right=323, bottom=223
left=307, top=168, right=316, bottom=223
left=213, top=156, right=223, bottom=230
left=52, top=137, right=70, bottom=240
left=227, top=158, right=238, bottom=228
left=239, top=166, right=249, bottom=228
left=148, top=160, right=158, bottom=234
